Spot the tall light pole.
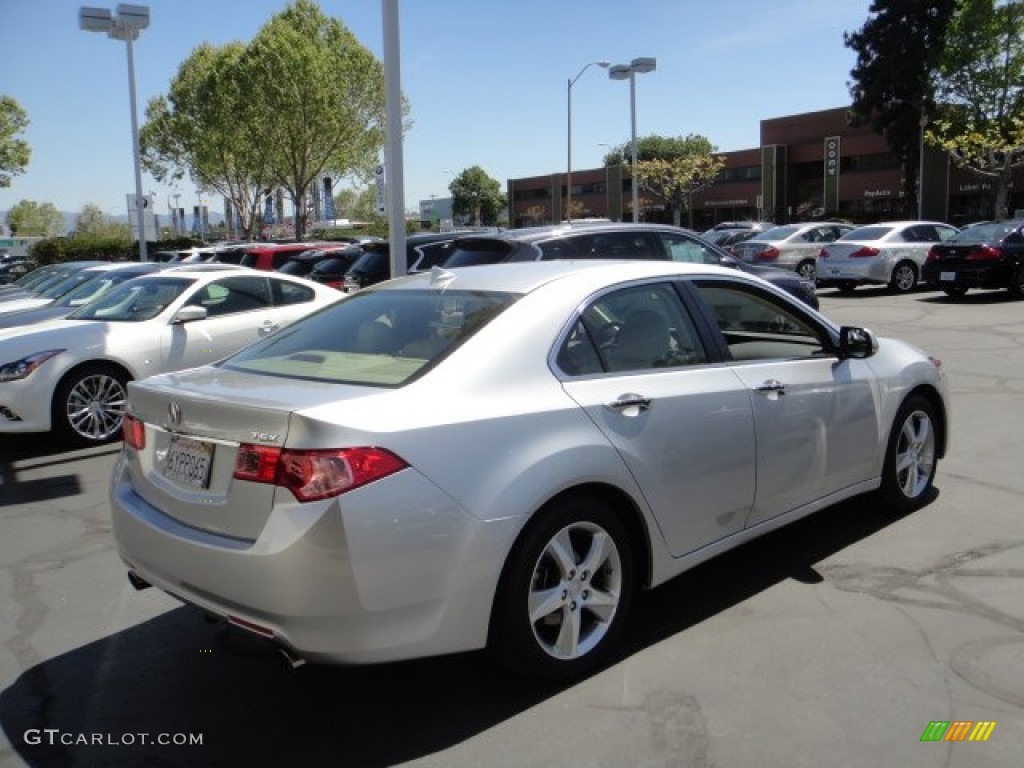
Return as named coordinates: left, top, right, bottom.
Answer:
left=609, top=57, right=656, bottom=223
left=567, top=61, right=609, bottom=223
left=918, top=113, right=927, bottom=220
left=79, top=4, right=150, bottom=261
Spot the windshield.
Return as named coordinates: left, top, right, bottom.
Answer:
left=54, top=269, right=154, bottom=307
left=68, top=276, right=194, bottom=322
left=223, top=288, right=518, bottom=386
left=950, top=220, right=1024, bottom=244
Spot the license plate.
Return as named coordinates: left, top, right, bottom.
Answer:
left=829, top=268, right=841, bottom=275
left=939, top=271, right=956, bottom=282
left=164, top=436, right=214, bottom=489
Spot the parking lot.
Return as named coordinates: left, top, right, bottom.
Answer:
left=1, top=284, right=1021, bottom=767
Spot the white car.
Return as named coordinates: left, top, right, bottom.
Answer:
left=110, top=261, right=949, bottom=681
left=0, top=268, right=341, bottom=444
left=817, top=221, right=959, bottom=293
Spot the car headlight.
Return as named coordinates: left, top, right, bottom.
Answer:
left=0, top=350, right=65, bottom=382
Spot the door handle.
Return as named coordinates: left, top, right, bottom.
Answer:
left=605, top=393, right=651, bottom=412
left=754, top=379, right=786, bottom=395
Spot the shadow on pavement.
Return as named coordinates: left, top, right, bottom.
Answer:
left=0, top=490, right=933, bottom=767
left=0, top=436, right=120, bottom=509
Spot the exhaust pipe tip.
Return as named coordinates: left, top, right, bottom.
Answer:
left=278, top=646, right=307, bottom=671
left=127, top=571, right=151, bottom=591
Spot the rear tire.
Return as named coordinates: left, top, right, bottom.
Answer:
left=489, top=493, right=635, bottom=682
left=1007, top=266, right=1024, bottom=297
left=796, top=260, right=816, bottom=280
left=889, top=261, right=918, bottom=293
left=53, top=364, right=129, bottom=446
left=879, top=395, right=938, bottom=514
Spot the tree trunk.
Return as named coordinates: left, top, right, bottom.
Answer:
left=992, top=169, right=1011, bottom=220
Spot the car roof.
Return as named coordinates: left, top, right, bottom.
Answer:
left=451, top=222, right=702, bottom=247
left=370, top=259, right=740, bottom=295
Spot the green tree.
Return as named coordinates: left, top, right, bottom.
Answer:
left=141, top=43, right=270, bottom=239
left=449, top=166, right=505, bottom=226
left=74, top=203, right=130, bottom=238
left=844, top=0, right=957, bottom=216
left=5, top=200, right=63, bottom=237
left=929, top=0, right=1024, bottom=219
left=634, top=153, right=727, bottom=228
left=602, top=134, right=714, bottom=165
left=241, top=0, right=389, bottom=238
left=0, top=95, right=31, bottom=188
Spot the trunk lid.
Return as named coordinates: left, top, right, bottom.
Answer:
left=123, top=366, right=383, bottom=541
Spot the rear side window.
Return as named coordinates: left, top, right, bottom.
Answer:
left=570, top=231, right=661, bottom=260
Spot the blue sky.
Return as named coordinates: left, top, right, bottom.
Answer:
left=3, top=0, right=874, bottom=219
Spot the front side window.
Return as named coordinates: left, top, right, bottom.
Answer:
left=223, top=289, right=518, bottom=386
left=557, top=282, right=708, bottom=376
left=694, top=281, right=831, bottom=361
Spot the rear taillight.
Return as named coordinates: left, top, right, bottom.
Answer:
left=233, top=445, right=407, bottom=501
left=818, top=248, right=829, bottom=259
left=926, top=247, right=940, bottom=262
left=966, top=245, right=1002, bottom=261
left=849, top=246, right=879, bottom=258
left=122, top=414, right=145, bottom=450
left=755, top=247, right=779, bottom=261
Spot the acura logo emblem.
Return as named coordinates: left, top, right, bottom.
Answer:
left=168, top=401, right=182, bottom=426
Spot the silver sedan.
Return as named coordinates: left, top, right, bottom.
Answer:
left=732, top=222, right=855, bottom=279
left=110, top=261, right=949, bottom=681
left=817, top=221, right=959, bottom=293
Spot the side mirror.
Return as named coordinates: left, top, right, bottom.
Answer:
left=172, top=305, right=208, bottom=324
left=838, top=326, right=877, bottom=359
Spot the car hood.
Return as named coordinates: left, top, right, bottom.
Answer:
left=0, top=317, right=110, bottom=356
left=0, top=305, right=72, bottom=330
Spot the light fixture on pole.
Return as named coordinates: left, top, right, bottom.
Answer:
left=79, top=4, right=151, bottom=262
left=609, top=57, right=656, bottom=223
left=567, top=60, right=609, bottom=223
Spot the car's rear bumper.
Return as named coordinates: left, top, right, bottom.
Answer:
left=110, top=455, right=514, bottom=665
left=922, top=262, right=1013, bottom=288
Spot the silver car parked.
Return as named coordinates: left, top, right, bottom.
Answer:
left=732, top=222, right=855, bottom=279
left=111, top=261, right=948, bottom=681
left=817, top=221, right=959, bottom=293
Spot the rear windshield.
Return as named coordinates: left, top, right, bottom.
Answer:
left=754, top=225, right=800, bottom=241
left=443, top=239, right=515, bottom=267
left=841, top=226, right=894, bottom=241
left=949, top=220, right=1024, bottom=244
left=223, top=288, right=518, bottom=386
left=311, top=256, right=358, bottom=275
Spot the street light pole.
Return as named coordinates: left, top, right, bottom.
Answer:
left=609, top=57, right=656, bottom=223
left=567, top=61, right=609, bottom=224
left=79, top=4, right=150, bottom=261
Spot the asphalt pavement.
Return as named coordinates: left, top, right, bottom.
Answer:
left=0, top=284, right=1021, bottom=767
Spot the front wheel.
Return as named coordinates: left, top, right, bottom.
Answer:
left=489, top=494, right=635, bottom=681
left=796, top=260, right=816, bottom=280
left=879, top=395, right=938, bottom=514
left=889, top=261, right=918, bottom=293
left=53, top=364, right=129, bottom=446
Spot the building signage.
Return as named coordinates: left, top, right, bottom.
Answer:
left=958, top=182, right=992, bottom=193
left=823, top=136, right=840, bottom=214
left=864, top=189, right=894, bottom=198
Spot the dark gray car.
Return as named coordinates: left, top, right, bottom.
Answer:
left=441, top=223, right=819, bottom=308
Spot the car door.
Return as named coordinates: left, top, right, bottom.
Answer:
left=689, top=279, right=880, bottom=527
left=160, top=275, right=279, bottom=371
left=557, top=280, right=756, bottom=557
